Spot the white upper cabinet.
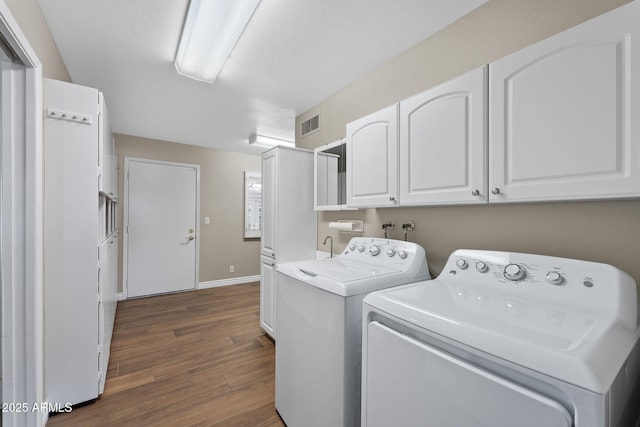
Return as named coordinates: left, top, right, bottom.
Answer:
left=346, top=104, right=399, bottom=207
left=489, top=1, right=640, bottom=203
left=399, top=65, right=488, bottom=206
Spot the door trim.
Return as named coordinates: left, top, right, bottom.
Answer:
left=0, top=2, right=43, bottom=426
left=122, top=157, right=200, bottom=299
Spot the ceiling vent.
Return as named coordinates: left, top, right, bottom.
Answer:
left=301, top=115, right=319, bottom=136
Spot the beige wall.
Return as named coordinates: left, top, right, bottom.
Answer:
left=297, top=0, right=640, bottom=284
left=115, top=134, right=262, bottom=292
left=5, top=0, right=70, bottom=81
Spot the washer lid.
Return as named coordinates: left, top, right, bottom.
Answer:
left=292, top=258, right=399, bottom=282
left=277, top=258, right=417, bottom=297
left=364, top=279, right=639, bottom=394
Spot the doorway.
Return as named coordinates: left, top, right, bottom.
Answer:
left=123, top=158, right=200, bottom=298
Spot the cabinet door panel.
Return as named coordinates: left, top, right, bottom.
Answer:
left=400, top=65, right=487, bottom=205
left=346, top=104, right=398, bottom=207
left=261, top=150, right=277, bottom=257
left=352, top=123, right=391, bottom=196
left=260, top=256, right=276, bottom=339
left=490, top=1, right=640, bottom=202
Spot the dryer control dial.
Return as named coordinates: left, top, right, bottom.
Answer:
left=369, top=245, right=381, bottom=256
left=504, top=263, right=526, bottom=281
left=397, top=250, right=408, bottom=259
left=357, top=245, right=365, bottom=253
left=386, top=248, right=396, bottom=257
left=456, top=259, right=468, bottom=269
left=349, top=244, right=356, bottom=251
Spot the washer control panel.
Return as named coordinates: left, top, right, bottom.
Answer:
left=342, top=237, right=426, bottom=270
left=443, top=249, right=636, bottom=317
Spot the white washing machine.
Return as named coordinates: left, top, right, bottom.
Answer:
left=275, top=237, right=430, bottom=427
left=362, top=249, right=640, bottom=427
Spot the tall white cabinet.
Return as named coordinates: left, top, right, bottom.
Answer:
left=260, top=147, right=316, bottom=339
left=489, top=0, right=640, bottom=203
left=44, top=79, right=118, bottom=405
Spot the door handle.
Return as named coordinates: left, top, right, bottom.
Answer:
left=187, top=236, right=195, bottom=241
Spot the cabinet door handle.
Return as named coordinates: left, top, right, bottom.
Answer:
left=389, top=196, right=396, bottom=202
left=471, top=189, right=480, bottom=196
left=491, top=187, right=501, bottom=195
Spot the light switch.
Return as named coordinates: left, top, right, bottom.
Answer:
left=204, top=216, right=210, bottom=225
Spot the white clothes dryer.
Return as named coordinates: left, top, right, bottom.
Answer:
left=275, top=237, right=430, bottom=427
left=362, top=249, right=640, bottom=427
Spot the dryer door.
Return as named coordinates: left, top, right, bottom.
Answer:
left=363, top=322, right=573, bottom=427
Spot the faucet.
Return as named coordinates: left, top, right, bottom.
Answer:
left=381, top=221, right=395, bottom=239
left=323, top=235, right=333, bottom=258
left=402, top=222, right=415, bottom=241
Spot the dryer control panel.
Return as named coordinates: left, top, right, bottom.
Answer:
left=443, top=249, right=638, bottom=330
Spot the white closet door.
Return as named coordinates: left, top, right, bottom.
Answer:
left=364, top=322, right=572, bottom=427
left=125, top=159, right=198, bottom=298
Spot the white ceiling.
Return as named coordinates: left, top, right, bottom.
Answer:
left=38, top=0, right=487, bottom=155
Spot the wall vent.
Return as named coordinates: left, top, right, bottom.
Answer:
left=301, top=115, right=319, bottom=136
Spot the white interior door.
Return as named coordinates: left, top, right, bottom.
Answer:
left=125, top=158, right=199, bottom=298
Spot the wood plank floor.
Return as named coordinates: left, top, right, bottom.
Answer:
left=47, top=283, right=285, bottom=427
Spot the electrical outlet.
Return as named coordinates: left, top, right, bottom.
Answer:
left=229, top=265, right=234, bottom=273
left=204, top=216, right=210, bottom=225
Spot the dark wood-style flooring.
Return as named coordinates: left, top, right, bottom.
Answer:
left=47, top=283, right=285, bottom=426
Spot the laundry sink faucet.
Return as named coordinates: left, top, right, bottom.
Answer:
left=323, top=235, right=333, bottom=258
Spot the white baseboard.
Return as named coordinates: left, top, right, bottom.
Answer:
left=198, top=275, right=261, bottom=289
left=116, top=292, right=125, bottom=301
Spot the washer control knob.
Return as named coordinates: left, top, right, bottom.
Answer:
left=504, top=263, right=526, bottom=281
left=349, top=244, right=356, bottom=251
left=545, top=271, right=563, bottom=285
left=357, top=245, right=365, bottom=252
left=386, top=248, right=396, bottom=257
left=397, top=250, right=408, bottom=259
left=369, top=245, right=381, bottom=256
left=456, top=259, right=468, bottom=269
left=475, top=261, right=488, bottom=273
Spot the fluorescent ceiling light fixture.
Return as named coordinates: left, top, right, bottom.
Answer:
left=249, top=134, right=295, bottom=148
left=175, top=0, right=261, bottom=83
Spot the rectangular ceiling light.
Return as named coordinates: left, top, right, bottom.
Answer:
left=249, top=134, right=295, bottom=148
left=175, top=0, right=261, bottom=83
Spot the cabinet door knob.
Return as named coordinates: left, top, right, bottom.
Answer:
left=389, top=196, right=396, bottom=202
left=491, top=187, right=501, bottom=195
left=471, top=189, right=480, bottom=196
